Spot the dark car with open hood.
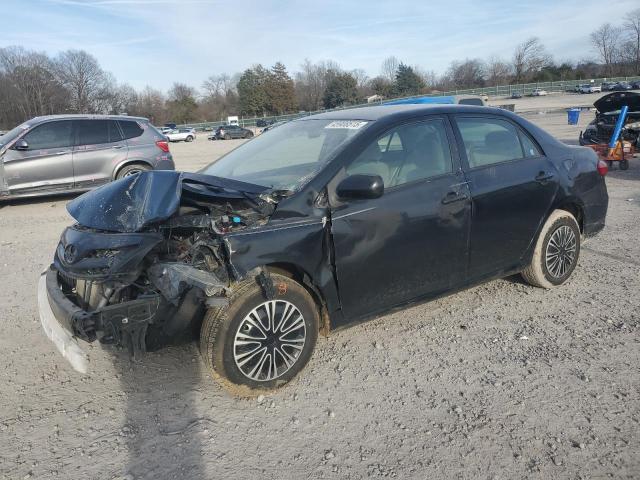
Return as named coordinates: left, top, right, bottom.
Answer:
left=39, top=104, right=608, bottom=393
left=579, top=91, right=640, bottom=150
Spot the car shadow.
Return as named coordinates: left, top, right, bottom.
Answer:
left=111, top=339, right=208, bottom=479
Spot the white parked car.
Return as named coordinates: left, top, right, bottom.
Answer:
left=532, top=88, right=548, bottom=96
left=579, top=84, right=602, bottom=94
left=166, top=128, right=196, bottom=142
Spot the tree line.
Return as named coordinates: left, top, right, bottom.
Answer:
left=1, top=8, right=639, bottom=129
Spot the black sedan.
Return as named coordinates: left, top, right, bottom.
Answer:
left=209, top=124, right=254, bottom=140
left=39, top=105, right=608, bottom=392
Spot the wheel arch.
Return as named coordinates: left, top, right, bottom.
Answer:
left=112, top=159, right=154, bottom=180
left=555, top=199, right=585, bottom=233
left=263, top=262, right=331, bottom=336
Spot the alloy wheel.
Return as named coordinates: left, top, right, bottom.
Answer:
left=233, top=300, right=306, bottom=382
left=545, top=225, right=577, bottom=278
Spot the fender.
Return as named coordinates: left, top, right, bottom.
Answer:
left=224, top=217, right=344, bottom=327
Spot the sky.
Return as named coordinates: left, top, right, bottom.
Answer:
left=2, top=0, right=638, bottom=92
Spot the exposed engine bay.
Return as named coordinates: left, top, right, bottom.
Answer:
left=580, top=91, right=640, bottom=147
left=49, top=171, right=279, bottom=357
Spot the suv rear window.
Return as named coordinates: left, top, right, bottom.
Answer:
left=118, top=120, right=144, bottom=139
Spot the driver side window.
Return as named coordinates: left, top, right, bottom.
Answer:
left=346, top=119, right=453, bottom=188
left=22, top=121, right=73, bottom=150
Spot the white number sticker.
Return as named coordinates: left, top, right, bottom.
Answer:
left=325, top=121, right=368, bottom=130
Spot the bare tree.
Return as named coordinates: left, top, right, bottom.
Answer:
left=295, top=59, right=341, bottom=111
left=0, top=46, right=66, bottom=125
left=591, top=23, right=622, bottom=76
left=380, top=56, right=400, bottom=83
left=132, top=86, right=167, bottom=125
left=485, top=56, right=512, bottom=85
left=623, top=8, right=640, bottom=74
left=512, top=37, right=551, bottom=82
left=54, top=50, right=112, bottom=113
left=447, top=59, right=486, bottom=89
left=202, top=73, right=236, bottom=98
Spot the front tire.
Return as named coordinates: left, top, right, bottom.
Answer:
left=620, top=159, right=629, bottom=170
left=185, top=135, right=194, bottom=142
left=521, top=210, right=581, bottom=288
left=200, top=273, right=319, bottom=393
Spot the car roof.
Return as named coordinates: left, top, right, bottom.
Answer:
left=28, top=114, right=149, bottom=124
left=300, top=104, right=503, bottom=122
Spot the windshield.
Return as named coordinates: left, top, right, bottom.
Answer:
left=202, top=119, right=369, bottom=191
left=0, top=122, right=30, bottom=148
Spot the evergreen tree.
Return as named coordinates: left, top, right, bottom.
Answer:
left=393, top=63, right=425, bottom=96
left=267, top=62, right=296, bottom=115
left=322, top=72, right=358, bottom=109
left=237, top=65, right=269, bottom=116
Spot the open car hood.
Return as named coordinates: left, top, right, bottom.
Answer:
left=594, top=92, right=640, bottom=113
left=67, top=170, right=269, bottom=233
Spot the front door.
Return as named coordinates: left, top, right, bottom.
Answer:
left=329, top=117, right=471, bottom=321
left=2, top=120, right=74, bottom=195
left=72, top=119, right=128, bottom=188
left=452, top=114, right=559, bottom=279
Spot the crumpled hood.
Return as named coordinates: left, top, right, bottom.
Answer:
left=594, top=92, right=640, bottom=113
left=67, top=170, right=269, bottom=233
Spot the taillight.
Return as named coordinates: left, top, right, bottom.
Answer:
left=156, top=140, right=169, bottom=153
left=597, top=159, right=608, bottom=176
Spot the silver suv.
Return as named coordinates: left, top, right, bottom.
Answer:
left=0, top=115, right=175, bottom=200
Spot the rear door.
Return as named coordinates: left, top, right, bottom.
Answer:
left=72, top=119, right=128, bottom=188
left=2, top=120, right=74, bottom=194
left=452, top=114, right=559, bottom=279
left=330, top=117, right=471, bottom=320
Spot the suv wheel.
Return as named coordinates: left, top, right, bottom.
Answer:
left=116, top=163, right=151, bottom=179
left=200, top=273, right=319, bottom=393
left=521, top=210, right=581, bottom=288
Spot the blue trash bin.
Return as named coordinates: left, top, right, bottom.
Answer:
left=567, top=108, right=581, bottom=125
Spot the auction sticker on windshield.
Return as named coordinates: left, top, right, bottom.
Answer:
left=325, top=121, right=368, bottom=129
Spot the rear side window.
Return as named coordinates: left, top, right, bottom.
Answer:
left=519, top=130, right=542, bottom=157
left=456, top=117, right=524, bottom=168
left=119, top=120, right=144, bottom=139
left=22, top=121, right=73, bottom=150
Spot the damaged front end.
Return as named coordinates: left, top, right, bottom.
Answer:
left=40, top=171, right=276, bottom=370
left=580, top=92, right=640, bottom=147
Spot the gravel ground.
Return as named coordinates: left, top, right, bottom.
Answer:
left=0, top=97, right=639, bottom=480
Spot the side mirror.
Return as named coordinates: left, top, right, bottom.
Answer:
left=336, top=174, right=384, bottom=200
left=13, top=139, right=29, bottom=151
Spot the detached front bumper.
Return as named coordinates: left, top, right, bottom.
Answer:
left=38, top=268, right=90, bottom=373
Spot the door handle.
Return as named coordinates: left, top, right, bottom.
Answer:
left=441, top=191, right=469, bottom=205
left=112, top=145, right=124, bottom=149
left=535, top=171, right=554, bottom=183
left=55, top=150, right=71, bottom=155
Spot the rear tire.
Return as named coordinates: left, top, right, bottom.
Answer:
left=521, top=210, right=581, bottom=289
left=116, top=163, right=151, bottom=179
left=619, top=159, right=629, bottom=170
left=200, top=273, right=319, bottom=393
left=224, top=133, right=231, bottom=140
left=244, top=131, right=253, bottom=139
